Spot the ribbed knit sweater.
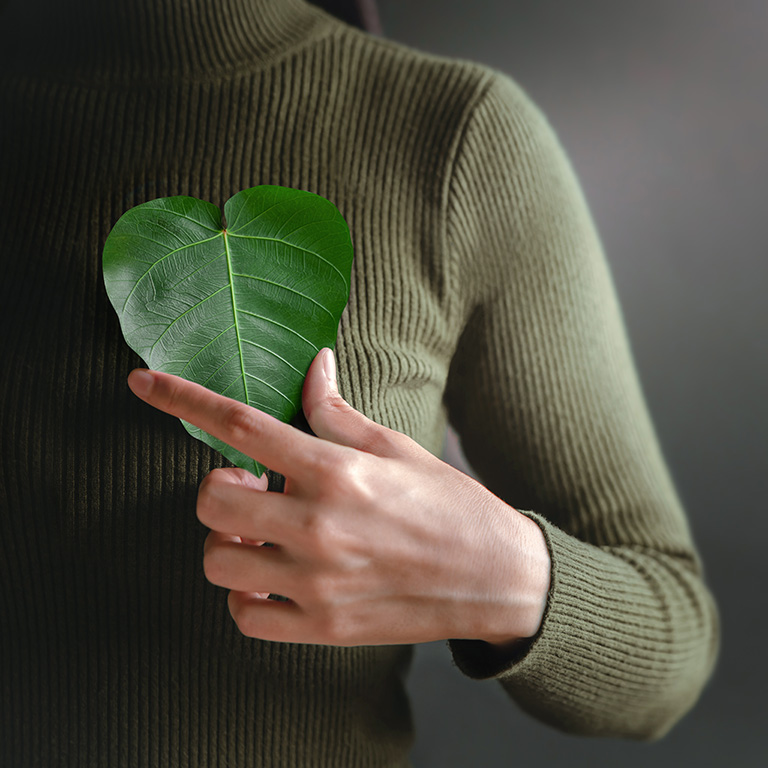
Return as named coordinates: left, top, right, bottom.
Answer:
left=0, top=0, right=719, bottom=765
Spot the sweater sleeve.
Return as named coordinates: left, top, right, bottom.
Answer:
left=441, top=70, right=720, bottom=741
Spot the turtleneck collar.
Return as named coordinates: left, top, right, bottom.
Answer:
left=0, top=0, right=331, bottom=81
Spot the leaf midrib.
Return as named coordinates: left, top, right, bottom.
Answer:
left=223, top=229, right=249, bottom=409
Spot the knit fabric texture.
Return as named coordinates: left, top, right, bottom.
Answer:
left=0, top=0, right=719, bottom=765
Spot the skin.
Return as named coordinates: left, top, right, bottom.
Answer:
left=126, top=347, right=551, bottom=652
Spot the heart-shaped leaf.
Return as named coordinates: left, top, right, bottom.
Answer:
left=103, top=185, right=354, bottom=477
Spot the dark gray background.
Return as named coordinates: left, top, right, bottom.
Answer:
left=373, top=1, right=766, bottom=766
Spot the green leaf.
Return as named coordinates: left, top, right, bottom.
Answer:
left=103, top=185, right=354, bottom=477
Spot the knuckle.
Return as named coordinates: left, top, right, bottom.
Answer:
left=306, top=450, right=377, bottom=516
left=315, top=609, right=350, bottom=646
left=326, top=395, right=356, bottom=418
left=376, top=426, right=417, bottom=458
left=303, top=573, right=335, bottom=606
left=223, top=402, right=260, bottom=443
left=303, top=447, right=340, bottom=481
left=351, top=426, right=384, bottom=457
left=353, top=426, right=410, bottom=463
left=235, top=609, right=261, bottom=639
left=329, top=447, right=364, bottom=482
left=196, top=472, right=225, bottom=525
left=198, top=473, right=213, bottom=495
left=163, top=383, right=186, bottom=413
left=228, top=594, right=256, bottom=638
left=389, top=428, right=416, bottom=452
left=300, top=512, right=338, bottom=558
left=334, top=451, right=376, bottom=505
left=198, top=467, right=224, bottom=496
left=196, top=493, right=214, bottom=527
left=202, top=546, right=226, bottom=585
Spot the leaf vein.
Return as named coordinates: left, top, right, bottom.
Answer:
left=237, top=311, right=320, bottom=352
left=121, top=231, right=223, bottom=312
left=240, top=339, right=304, bottom=376
left=169, top=252, right=226, bottom=291
left=227, top=199, right=290, bottom=233
left=219, top=375, right=245, bottom=398
left=200, top=350, right=241, bottom=389
left=231, top=273, right=334, bottom=319
left=157, top=208, right=221, bottom=233
left=147, top=284, right=230, bottom=361
left=229, top=233, right=348, bottom=290
left=244, top=373, right=294, bottom=405
left=178, top=323, right=237, bottom=378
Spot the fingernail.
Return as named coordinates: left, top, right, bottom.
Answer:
left=322, top=348, right=337, bottom=390
left=128, top=369, right=154, bottom=397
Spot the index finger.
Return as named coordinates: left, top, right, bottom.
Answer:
left=127, top=368, right=323, bottom=480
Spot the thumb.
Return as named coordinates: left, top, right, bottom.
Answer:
left=301, top=348, right=404, bottom=458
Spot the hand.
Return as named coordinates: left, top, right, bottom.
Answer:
left=126, top=348, right=550, bottom=648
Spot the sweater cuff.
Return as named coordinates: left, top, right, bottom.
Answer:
left=448, top=508, right=671, bottom=702
left=448, top=509, right=720, bottom=739
left=447, top=509, right=557, bottom=679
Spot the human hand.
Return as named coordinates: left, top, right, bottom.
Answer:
left=126, top=349, right=550, bottom=648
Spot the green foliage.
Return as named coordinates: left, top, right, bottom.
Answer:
left=103, top=185, right=354, bottom=477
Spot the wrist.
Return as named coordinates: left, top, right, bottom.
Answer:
left=475, top=508, right=551, bottom=647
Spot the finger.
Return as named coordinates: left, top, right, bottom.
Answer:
left=197, top=474, right=305, bottom=545
left=203, top=530, right=297, bottom=595
left=127, top=368, right=329, bottom=480
left=228, top=590, right=310, bottom=643
left=200, top=468, right=269, bottom=544
left=207, top=466, right=270, bottom=492
left=302, top=349, right=410, bottom=458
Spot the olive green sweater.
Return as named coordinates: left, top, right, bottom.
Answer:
left=0, top=0, right=719, bottom=765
